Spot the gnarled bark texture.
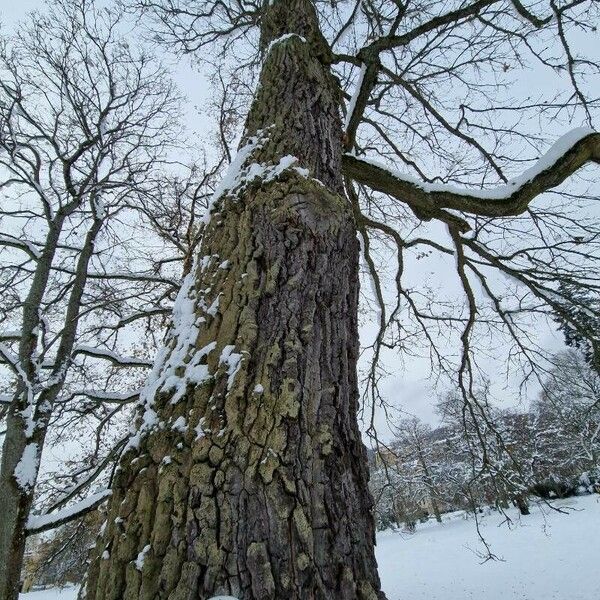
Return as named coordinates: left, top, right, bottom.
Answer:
left=84, top=2, right=384, bottom=598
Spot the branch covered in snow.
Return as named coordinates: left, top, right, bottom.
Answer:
left=73, top=345, right=153, bottom=368
left=26, top=489, right=112, bottom=535
left=65, top=388, right=141, bottom=404
left=343, top=129, right=600, bottom=223
left=0, top=234, right=40, bottom=259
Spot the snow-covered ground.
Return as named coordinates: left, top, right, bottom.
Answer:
left=21, top=494, right=599, bottom=600
left=378, top=493, right=600, bottom=600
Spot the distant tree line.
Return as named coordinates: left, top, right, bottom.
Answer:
left=370, top=350, right=600, bottom=532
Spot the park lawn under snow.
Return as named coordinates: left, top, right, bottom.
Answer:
left=378, top=493, right=600, bottom=600
left=21, top=494, right=599, bottom=600
left=19, top=588, right=77, bottom=600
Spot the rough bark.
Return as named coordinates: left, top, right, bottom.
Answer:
left=84, top=2, right=384, bottom=599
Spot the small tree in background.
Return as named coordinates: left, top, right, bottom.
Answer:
left=532, top=350, right=600, bottom=495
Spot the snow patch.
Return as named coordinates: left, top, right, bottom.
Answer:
left=134, top=544, right=151, bottom=571
left=220, top=345, right=244, bottom=390
left=344, top=63, right=367, bottom=129
left=171, top=416, right=187, bottom=433
left=377, top=494, right=600, bottom=600
left=201, top=128, right=310, bottom=225
left=126, top=269, right=217, bottom=449
left=195, top=417, right=207, bottom=440
left=266, top=33, right=307, bottom=55
left=200, top=132, right=266, bottom=225
left=14, top=443, right=39, bottom=490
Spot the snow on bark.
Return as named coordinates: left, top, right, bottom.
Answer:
left=201, top=128, right=310, bottom=225
left=171, top=416, right=188, bottom=433
left=124, top=135, right=315, bottom=451
left=266, top=32, right=307, bottom=54
left=134, top=544, right=151, bottom=571
left=13, top=443, right=39, bottom=491
left=125, top=253, right=223, bottom=450
left=219, top=345, right=244, bottom=391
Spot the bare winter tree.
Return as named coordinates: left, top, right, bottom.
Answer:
left=436, top=386, right=532, bottom=521
left=0, top=0, right=206, bottom=595
left=533, top=350, right=600, bottom=485
left=369, top=357, right=600, bottom=532
left=81, top=1, right=599, bottom=599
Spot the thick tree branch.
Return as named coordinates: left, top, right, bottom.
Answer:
left=343, top=130, right=600, bottom=220
left=361, top=1, right=499, bottom=56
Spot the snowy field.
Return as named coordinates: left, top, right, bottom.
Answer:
left=20, top=588, right=77, bottom=600
left=378, top=493, right=600, bottom=600
left=21, top=494, right=599, bottom=600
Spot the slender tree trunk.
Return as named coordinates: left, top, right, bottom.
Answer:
left=0, top=221, right=64, bottom=600
left=428, top=494, right=443, bottom=524
left=514, top=494, right=530, bottom=516
left=0, top=211, right=102, bottom=599
left=84, top=2, right=384, bottom=599
left=0, top=408, right=40, bottom=600
left=417, top=452, right=442, bottom=523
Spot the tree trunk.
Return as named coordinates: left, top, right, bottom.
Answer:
left=0, top=408, right=41, bottom=600
left=417, top=452, right=442, bottom=523
left=84, top=2, right=384, bottom=599
left=428, top=495, right=443, bottom=524
left=514, top=494, right=530, bottom=516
